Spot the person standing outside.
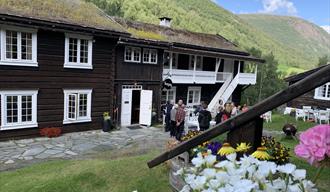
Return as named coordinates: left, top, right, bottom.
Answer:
left=198, top=102, right=212, bottom=131
left=164, top=100, right=174, bottom=132
left=231, top=102, right=238, bottom=116
left=170, top=104, right=178, bottom=137
left=175, top=100, right=186, bottom=141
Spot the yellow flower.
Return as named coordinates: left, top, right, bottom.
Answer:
left=235, top=142, right=251, bottom=153
left=251, top=147, right=271, bottom=160
left=217, top=143, right=236, bottom=156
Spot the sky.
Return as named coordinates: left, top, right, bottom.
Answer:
left=214, top=0, right=330, bottom=33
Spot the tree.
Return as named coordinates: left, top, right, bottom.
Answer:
left=241, top=48, right=286, bottom=105
left=318, top=55, right=329, bottom=67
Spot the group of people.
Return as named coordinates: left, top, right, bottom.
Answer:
left=163, top=99, right=249, bottom=141
left=163, top=100, right=186, bottom=140
left=215, top=101, right=249, bottom=124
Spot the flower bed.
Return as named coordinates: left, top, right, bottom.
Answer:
left=168, top=125, right=329, bottom=192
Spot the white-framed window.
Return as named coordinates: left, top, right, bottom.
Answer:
left=161, top=87, right=176, bottom=104
left=0, top=25, right=38, bottom=67
left=124, top=46, right=141, bottom=63
left=64, top=34, right=93, bottom=69
left=143, top=48, right=157, bottom=64
left=187, top=87, right=201, bottom=106
left=314, top=83, right=330, bottom=100
left=0, top=90, right=38, bottom=130
left=63, top=89, right=92, bottom=124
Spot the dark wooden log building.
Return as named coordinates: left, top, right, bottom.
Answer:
left=0, top=0, right=264, bottom=140
left=285, top=64, right=330, bottom=110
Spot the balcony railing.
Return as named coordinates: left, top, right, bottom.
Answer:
left=216, top=72, right=233, bottom=82
left=163, top=69, right=257, bottom=85
left=163, top=69, right=216, bottom=84
left=238, top=73, right=257, bottom=85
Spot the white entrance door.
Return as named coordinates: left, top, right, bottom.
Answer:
left=139, top=90, right=153, bottom=126
left=121, top=89, right=133, bottom=126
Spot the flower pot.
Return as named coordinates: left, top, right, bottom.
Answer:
left=102, top=119, right=112, bottom=132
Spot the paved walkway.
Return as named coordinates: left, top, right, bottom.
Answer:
left=0, top=127, right=168, bottom=171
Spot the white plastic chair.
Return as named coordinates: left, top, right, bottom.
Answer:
left=295, top=109, right=306, bottom=121
left=284, top=107, right=294, bottom=115
left=316, top=110, right=330, bottom=124
left=262, top=111, right=272, bottom=123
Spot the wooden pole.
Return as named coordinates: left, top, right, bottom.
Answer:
left=148, top=64, right=330, bottom=168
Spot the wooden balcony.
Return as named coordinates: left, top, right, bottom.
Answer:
left=163, top=69, right=216, bottom=84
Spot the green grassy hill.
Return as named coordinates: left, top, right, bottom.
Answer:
left=240, top=14, right=330, bottom=73
left=87, top=0, right=330, bottom=74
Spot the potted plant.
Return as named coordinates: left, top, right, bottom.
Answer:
left=102, top=112, right=113, bottom=132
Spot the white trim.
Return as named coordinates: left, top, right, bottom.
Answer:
left=124, top=46, right=141, bottom=63
left=143, top=48, right=158, bottom=64
left=63, top=89, right=92, bottom=124
left=0, top=26, right=38, bottom=67
left=314, top=83, right=330, bottom=101
left=187, top=86, right=201, bottom=106
left=162, top=86, right=176, bottom=103
left=64, top=34, right=93, bottom=69
left=0, top=90, right=38, bottom=131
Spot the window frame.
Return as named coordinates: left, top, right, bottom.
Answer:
left=314, top=82, right=330, bottom=101
left=64, top=34, right=93, bottom=69
left=187, top=86, right=201, bottom=106
left=0, top=90, right=38, bottom=130
left=0, top=25, right=38, bottom=67
left=124, top=46, right=141, bottom=63
left=143, top=48, right=158, bottom=64
left=63, top=89, right=92, bottom=124
left=161, top=86, right=176, bottom=104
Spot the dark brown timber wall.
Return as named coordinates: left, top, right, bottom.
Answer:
left=114, top=45, right=164, bottom=124
left=0, top=29, right=116, bottom=140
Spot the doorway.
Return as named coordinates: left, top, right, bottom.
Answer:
left=131, top=90, right=141, bottom=124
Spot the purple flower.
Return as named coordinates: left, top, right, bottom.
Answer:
left=207, top=142, right=222, bottom=155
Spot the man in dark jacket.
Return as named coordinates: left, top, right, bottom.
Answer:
left=198, top=102, right=212, bottom=131
left=164, top=100, right=174, bottom=132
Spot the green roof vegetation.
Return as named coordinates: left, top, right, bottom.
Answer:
left=128, top=28, right=166, bottom=41
left=0, top=0, right=126, bottom=33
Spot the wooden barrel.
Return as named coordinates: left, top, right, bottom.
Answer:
left=169, top=152, right=190, bottom=192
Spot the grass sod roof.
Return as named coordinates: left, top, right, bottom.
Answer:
left=0, top=0, right=127, bottom=33
left=114, top=17, right=246, bottom=54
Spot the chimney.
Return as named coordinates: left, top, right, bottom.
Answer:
left=159, top=17, right=172, bottom=27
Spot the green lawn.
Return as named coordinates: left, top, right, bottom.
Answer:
left=263, top=113, right=317, bottom=132
left=0, top=151, right=171, bottom=192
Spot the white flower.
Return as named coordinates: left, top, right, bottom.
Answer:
left=277, top=163, right=296, bottom=174
left=226, top=153, right=237, bottom=162
left=190, top=175, right=207, bottom=190
left=214, top=160, right=229, bottom=168
left=302, top=180, right=318, bottom=192
left=208, top=179, right=220, bottom=189
left=184, top=174, right=196, bottom=185
left=288, top=184, right=300, bottom=192
left=205, top=154, right=217, bottom=166
left=292, top=169, right=306, bottom=180
left=257, top=161, right=277, bottom=177
left=192, top=153, right=205, bottom=167
left=203, top=168, right=217, bottom=179
left=271, top=178, right=286, bottom=189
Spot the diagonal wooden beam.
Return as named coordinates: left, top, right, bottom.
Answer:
left=148, top=64, right=330, bottom=168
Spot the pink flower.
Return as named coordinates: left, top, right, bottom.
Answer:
left=294, top=125, right=330, bottom=165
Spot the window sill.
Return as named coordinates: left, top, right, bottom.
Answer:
left=0, top=123, right=38, bottom=131
left=0, top=60, right=38, bottom=67
left=314, top=96, right=330, bottom=101
left=63, top=118, right=92, bottom=125
left=64, top=63, right=93, bottom=70
left=124, top=60, right=141, bottom=63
